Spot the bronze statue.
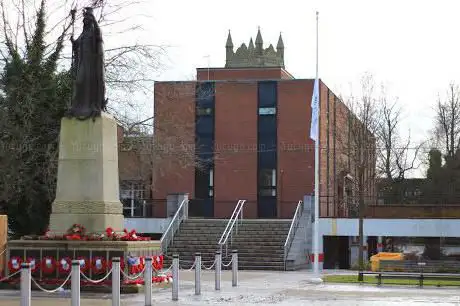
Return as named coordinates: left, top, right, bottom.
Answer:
left=67, top=7, right=107, bottom=120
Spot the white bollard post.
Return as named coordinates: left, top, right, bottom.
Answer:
left=112, top=257, right=121, bottom=306
left=215, top=251, right=221, bottom=291
left=232, top=249, right=238, bottom=287
left=71, top=260, right=81, bottom=306
left=20, top=263, right=31, bottom=306
left=195, top=252, right=201, bottom=295
left=144, top=257, right=152, bottom=306
left=172, top=254, right=179, bottom=301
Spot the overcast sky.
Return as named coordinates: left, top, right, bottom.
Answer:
left=143, top=0, right=460, bottom=134
left=126, top=0, right=460, bottom=177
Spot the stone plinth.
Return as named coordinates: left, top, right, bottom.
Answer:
left=48, top=112, right=124, bottom=234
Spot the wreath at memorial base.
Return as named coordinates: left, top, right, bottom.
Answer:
left=91, top=257, right=107, bottom=274
left=8, top=256, right=22, bottom=273
left=58, top=257, right=72, bottom=275
left=26, top=257, right=39, bottom=273
left=41, top=257, right=56, bottom=275
left=33, top=224, right=151, bottom=241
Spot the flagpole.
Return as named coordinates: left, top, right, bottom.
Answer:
left=313, top=10, right=320, bottom=276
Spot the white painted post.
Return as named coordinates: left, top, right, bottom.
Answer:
left=195, top=252, right=201, bottom=295
left=20, top=263, right=31, bottom=306
left=112, top=257, right=121, bottom=306
left=71, top=260, right=81, bottom=306
left=172, top=254, right=179, bottom=301
left=215, top=251, right=221, bottom=290
left=232, top=250, right=238, bottom=287
left=144, top=257, right=152, bottom=306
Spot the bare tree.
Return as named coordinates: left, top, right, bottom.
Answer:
left=0, top=0, right=166, bottom=125
left=434, top=83, right=460, bottom=159
left=377, top=92, right=421, bottom=181
left=337, top=73, right=379, bottom=280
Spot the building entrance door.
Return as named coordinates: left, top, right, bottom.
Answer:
left=189, top=198, right=214, bottom=218
left=192, top=168, right=214, bottom=218
left=257, top=196, right=277, bottom=218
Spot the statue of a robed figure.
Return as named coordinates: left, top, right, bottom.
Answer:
left=67, top=7, right=107, bottom=120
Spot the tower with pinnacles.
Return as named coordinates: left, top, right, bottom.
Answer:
left=225, top=27, right=284, bottom=68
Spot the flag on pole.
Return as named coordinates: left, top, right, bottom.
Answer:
left=310, top=78, right=319, bottom=141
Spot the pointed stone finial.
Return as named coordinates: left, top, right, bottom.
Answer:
left=248, top=37, right=254, bottom=50
left=226, top=28, right=284, bottom=68
left=255, top=27, right=263, bottom=45
left=277, top=32, right=284, bottom=49
left=226, top=30, right=233, bottom=48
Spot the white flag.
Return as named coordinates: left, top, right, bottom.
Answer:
left=310, top=79, right=320, bottom=141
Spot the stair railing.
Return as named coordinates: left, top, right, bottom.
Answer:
left=160, top=199, right=189, bottom=254
left=283, top=200, right=303, bottom=270
left=218, top=199, right=246, bottom=258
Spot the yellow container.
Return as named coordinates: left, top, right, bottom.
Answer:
left=370, top=252, right=404, bottom=272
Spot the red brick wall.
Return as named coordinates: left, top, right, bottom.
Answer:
left=318, top=83, right=339, bottom=217
left=277, top=80, right=315, bottom=218
left=335, top=98, right=354, bottom=217
left=313, top=81, right=355, bottom=218
left=152, top=82, right=196, bottom=217
left=214, top=81, right=258, bottom=218
left=317, top=82, right=375, bottom=218
left=152, top=77, right=360, bottom=219
left=197, top=68, right=294, bottom=81
left=117, top=125, right=124, bottom=144
left=365, top=205, right=460, bottom=218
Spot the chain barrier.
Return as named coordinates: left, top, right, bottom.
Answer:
left=202, top=258, right=216, bottom=270
left=80, top=268, right=113, bottom=284
left=0, top=248, right=6, bottom=257
left=222, top=256, right=233, bottom=267
left=180, top=258, right=196, bottom=271
left=120, top=267, right=146, bottom=280
left=0, top=269, right=20, bottom=282
left=161, top=263, right=173, bottom=273
left=31, top=272, right=71, bottom=293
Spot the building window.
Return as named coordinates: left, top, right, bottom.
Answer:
left=258, top=107, right=276, bottom=115
left=197, top=107, right=213, bottom=116
left=120, top=180, right=146, bottom=217
left=259, top=168, right=276, bottom=196
left=209, top=169, right=214, bottom=197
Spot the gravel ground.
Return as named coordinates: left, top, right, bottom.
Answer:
left=1, top=270, right=460, bottom=305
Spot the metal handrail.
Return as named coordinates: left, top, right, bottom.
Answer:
left=160, top=199, right=189, bottom=254
left=283, top=200, right=303, bottom=270
left=218, top=200, right=246, bottom=257
left=218, top=200, right=244, bottom=244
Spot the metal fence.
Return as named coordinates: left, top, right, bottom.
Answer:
left=2, top=251, right=240, bottom=305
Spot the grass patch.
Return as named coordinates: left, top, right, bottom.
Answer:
left=323, top=274, right=460, bottom=287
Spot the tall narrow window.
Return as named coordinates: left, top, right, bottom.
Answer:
left=259, top=168, right=276, bottom=196
left=209, top=169, right=214, bottom=197
left=257, top=81, right=277, bottom=218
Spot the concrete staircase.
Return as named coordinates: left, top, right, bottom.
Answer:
left=163, top=219, right=227, bottom=268
left=163, top=219, right=291, bottom=271
left=229, top=220, right=291, bottom=270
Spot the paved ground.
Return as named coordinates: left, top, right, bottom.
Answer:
left=1, top=270, right=460, bottom=305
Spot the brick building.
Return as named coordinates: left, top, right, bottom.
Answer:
left=152, top=29, right=366, bottom=219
